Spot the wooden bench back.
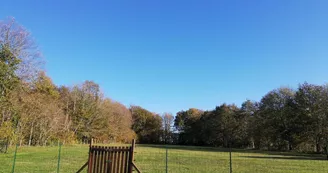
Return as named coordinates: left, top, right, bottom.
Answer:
left=87, top=145, right=133, bottom=173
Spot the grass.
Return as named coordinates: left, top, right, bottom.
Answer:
left=0, top=144, right=328, bottom=173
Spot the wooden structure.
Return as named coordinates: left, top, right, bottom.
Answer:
left=77, top=139, right=141, bottom=173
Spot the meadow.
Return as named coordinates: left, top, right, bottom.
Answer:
left=0, top=144, right=328, bottom=173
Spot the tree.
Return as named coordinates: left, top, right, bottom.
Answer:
left=174, top=108, right=203, bottom=145
left=131, top=106, right=163, bottom=144
left=0, top=17, right=43, bottom=82
left=98, top=99, right=135, bottom=143
left=0, top=46, right=20, bottom=100
left=204, top=104, right=241, bottom=147
left=294, top=83, right=328, bottom=152
left=66, top=81, right=103, bottom=140
left=240, top=100, right=259, bottom=148
left=0, top=46, right=20, bottom=115
left=0, top=43, right=21, bottom=143
left=162, top=112, right=174, bottom=144
left=256, top=87, right=296, bottom=150
left=0, top=17, right=42, bottom=145
left=13, top=72, right=65, bottom=146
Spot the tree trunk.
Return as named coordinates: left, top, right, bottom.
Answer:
left=287, top=141, right=293, bottom=151
left=315, top=136, right=321, bottom=153
left=38, top=132, right=42, bottom=146
left=251, top=138, right=255, bottom=149
left=1, top=110, right=5, bottom=124
left=316, top=143, right=321, bottom=153
left=28, top=123, right=34, bottom=146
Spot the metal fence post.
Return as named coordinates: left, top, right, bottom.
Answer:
left=11, top=144, right=18, bottom=173
left=57, top=142, right=62, bottom=173
left=165, top=146, right=168, bottom=173
left=229, top=144, right=232, bottom=173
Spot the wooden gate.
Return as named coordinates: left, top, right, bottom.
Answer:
left=77, top=139, right=141, bottom=173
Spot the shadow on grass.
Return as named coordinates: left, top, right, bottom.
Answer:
left=138, top=144, right=328, bottom=161
left=239, top=155, right=328, bottom=161
left=139, top=144, right=231, bottom=153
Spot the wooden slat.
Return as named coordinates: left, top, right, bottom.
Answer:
left=117, top=147, right=121, bottom=173
left=103, top=146, right=107, bottom=173
left=124, top=150, right=129, bottom=173
left=90, top=147, right=130, bottom=152
left=128, top=140, right=135, bottom=173
left=110, top=146, right=114, bottom=173
left=97, top=146, right=101, bottom=173
left=126, top=147, right=130, bottom=173
left=127, top=146, right=131, bottom=173
left=107, top=146, right=111, bottom=172
left=104, top=147, right=109, bottom=173
left=113, top=146, right=118, bottom=173
left=88, top=148, right=93, bottom=173
left=93, top=146, right=97, bottom=173
left=120, top=147, right=125, bottom=173
left=88, top=138, right=93, bottom=173
left=125, top=148, right=128, bottom=173
left=116, top=146, right=120, bottom=173
left=99, top=146, right=104, bottom=173
left=99, top=146, right=102, bottom=173
left=92, top=149, right=96, bottom=173
left=107, top=147, right=112, bottom=173
left=103, top=147, right=108, bottom=173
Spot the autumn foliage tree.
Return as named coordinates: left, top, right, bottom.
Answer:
left=130, top=106, right=163, bottom=144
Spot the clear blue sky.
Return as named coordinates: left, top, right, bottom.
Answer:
left=1, top=0, right=328, bottom=114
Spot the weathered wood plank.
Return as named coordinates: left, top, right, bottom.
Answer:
left=76, top=161, right=88, bottom=173
left=103, top=148, right=107, bottom=173
left=124, top=151, right=129, bottom=173
left=87, top=140, right=139, bottom=173
left=93, top=146, right=97, bottom=173
left=113, top=146, right=117, bottom=173
left=90, top=147, right=130, bottom=152
left=107, top=147, right=112, bottom=173
left=117, top=147, right=121, bottom=173
left=120, top=147, right=125, bottom=173
left=99, top=146, right=104, bottom=173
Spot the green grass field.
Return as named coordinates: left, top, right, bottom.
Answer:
left=0, top=144, right=328, bottom=173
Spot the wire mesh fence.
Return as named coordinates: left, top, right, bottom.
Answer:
left=134, top=144, right=328, bottom=173
left=135, top=145, right=230, bottom=173
left=0, top=143, right=89, bottom=173
left=1, top=143, right=328, bottom=173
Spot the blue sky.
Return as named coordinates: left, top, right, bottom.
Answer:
left=1, top=0, right=328, bottom=114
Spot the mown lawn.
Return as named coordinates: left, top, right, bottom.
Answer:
left=0, top=144, right=328, bottom=173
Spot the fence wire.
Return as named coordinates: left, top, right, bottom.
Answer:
left=1, top=143, right=328, bottom=173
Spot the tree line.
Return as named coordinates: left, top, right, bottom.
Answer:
left=129, top=77, right=328, bottom=154
left=0, top=18, right=171, bottom=146
left=1, top=18, right=328, bottom=154
left=173, top=85, right=328, bottom=153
